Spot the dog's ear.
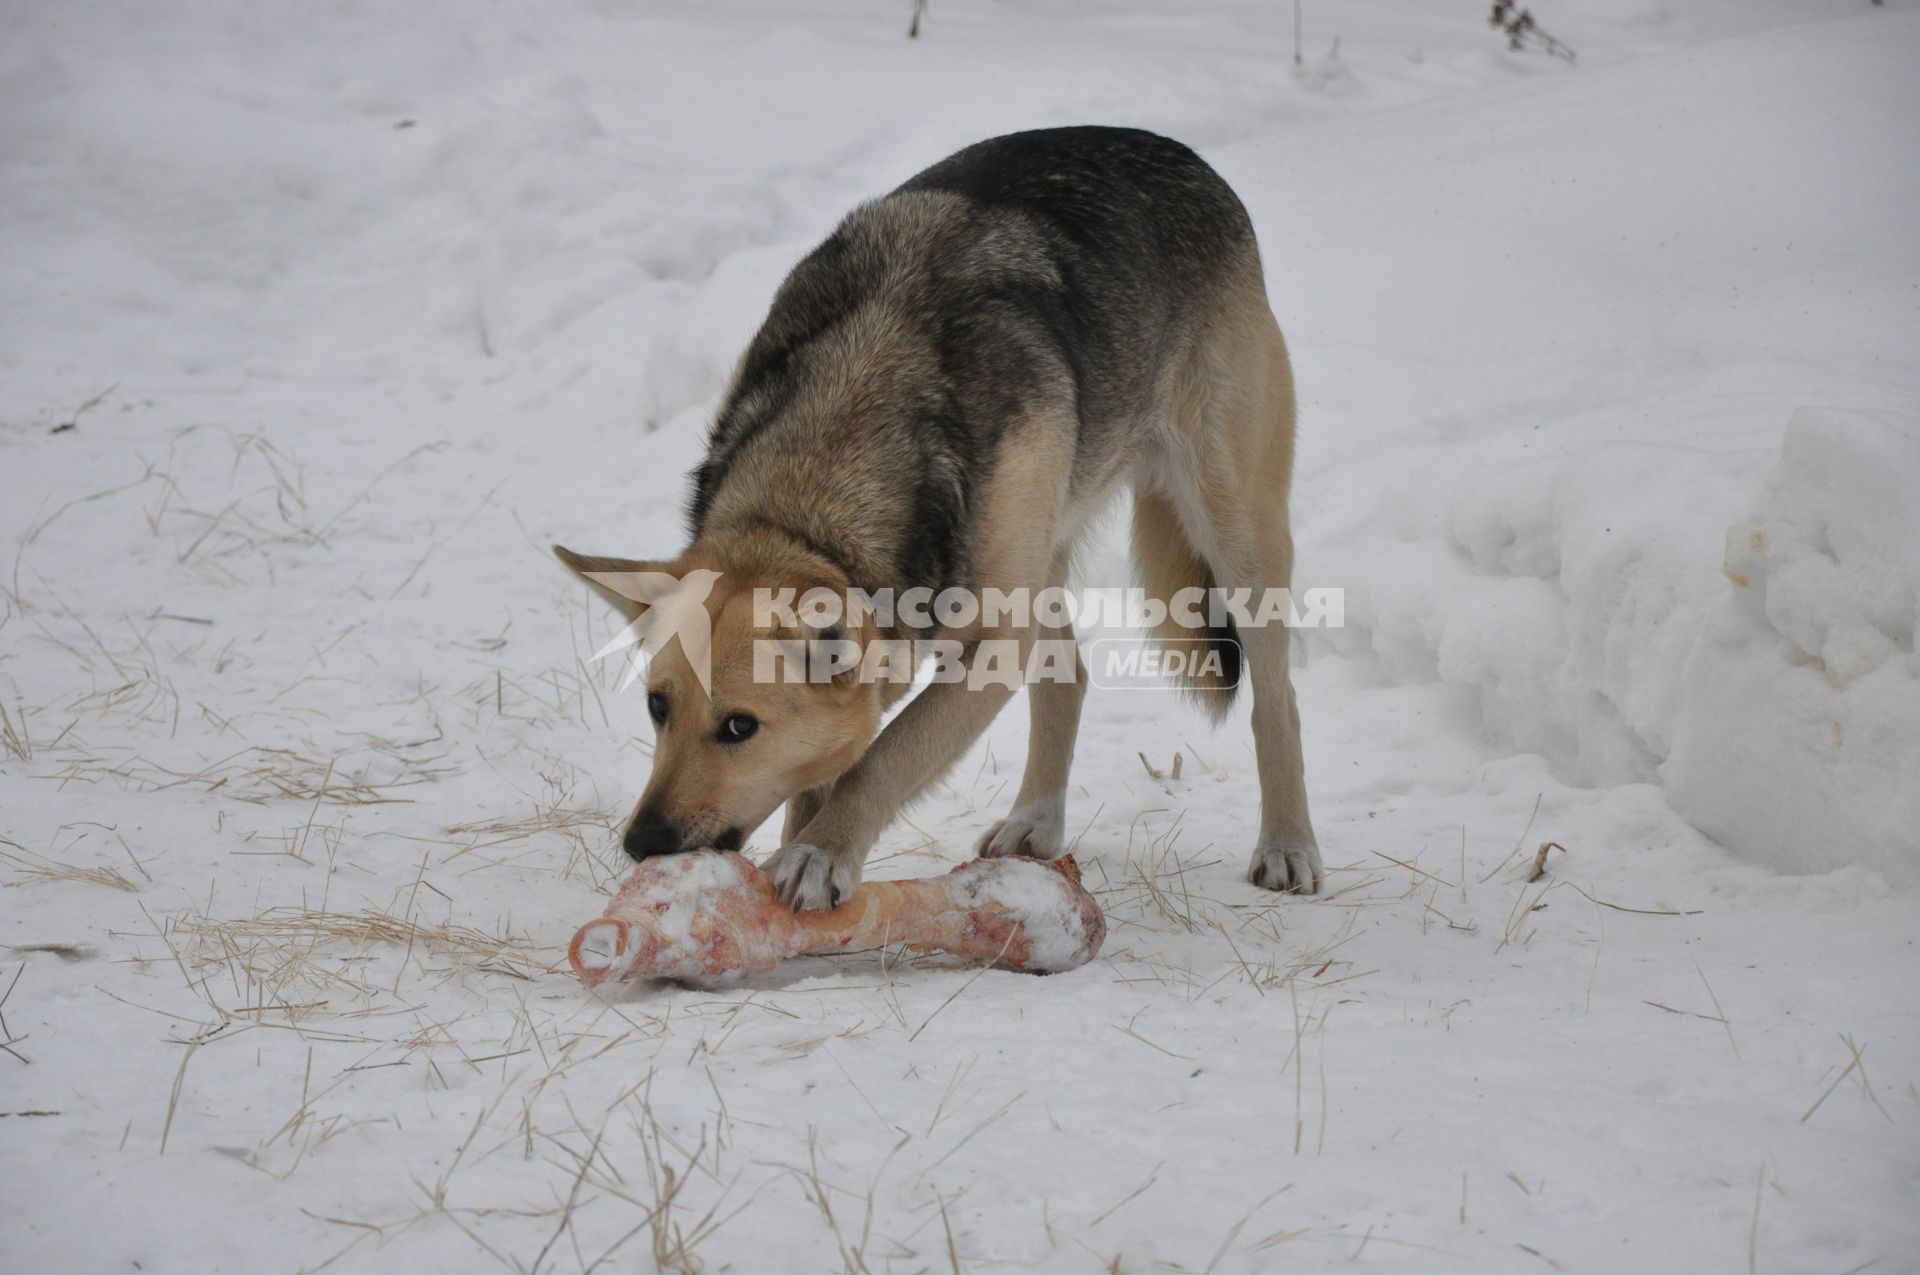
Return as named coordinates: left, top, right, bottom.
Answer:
left=553, top=545, right=691, bottom=622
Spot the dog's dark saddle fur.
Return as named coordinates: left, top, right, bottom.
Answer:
left=691, top=127, right=1260, bottom=605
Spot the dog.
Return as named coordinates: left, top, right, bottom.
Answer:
left=557, top=126, right=1319, bottom=910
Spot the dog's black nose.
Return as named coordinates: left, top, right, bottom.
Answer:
left=622, top=809, right=680, bottom=861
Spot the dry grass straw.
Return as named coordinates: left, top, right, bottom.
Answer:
left=785, top=1125, right=914, bottom=1275
left=159, top=1038, right=200, bottom=1154
left=1799, top=1033, right=1889, bottom=1124
left=597, top=1079, right=748, bottom=1273
left=163, top=902, right=547, bottom=1020
left=0, top=700, right=40, bottom=762
left=444, top=777, right=623, bottom=890
left=167, top=746, right=453, bottom=805
left=138, top=430, right=447, bottom=584
left=176, top=904, right=536, bottom=964
left=1524, top=840, right=1567, bottom=883
left=296, top=1071, right=749, bottom=1274
left=0, top=963, right=29, bottom=1065
left=1479, top=793, right=1543, bottom=883
left=1, top=838, right=142, bottom=892
left=1091, top=809, right=1231, bottom=936
left=1135, top=750, right=1183, bottom=781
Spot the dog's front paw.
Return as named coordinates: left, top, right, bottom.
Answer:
left=1247, top=840, right=1322, bottom=895
left=764, top=842, right=862, bottom=911
left=975, top=796, right=1066, bottom=860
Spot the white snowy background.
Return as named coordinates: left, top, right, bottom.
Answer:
left=3, top=1, right=1917, bottom=1271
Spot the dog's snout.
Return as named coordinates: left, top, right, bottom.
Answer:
left=622, top=809, right=681, bottom=861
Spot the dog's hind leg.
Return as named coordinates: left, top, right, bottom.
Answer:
left=1172, top=283, right=1322, bottom=894
left=977, top=551, right=1085, bottom=861
left=1232, top=602, right=1320, bottom=894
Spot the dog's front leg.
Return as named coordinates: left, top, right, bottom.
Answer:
left=780, top=783, right=830, bottom=846
left=765, top=636, right=1031, bottom=910
left=977, top=555, right=1083, bottom=860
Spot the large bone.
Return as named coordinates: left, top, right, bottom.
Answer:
left=569, top=852, right=1105, bottom=987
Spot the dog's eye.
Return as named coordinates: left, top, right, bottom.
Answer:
left=718, top=713, right=758, bottom=744
left=646, top=691, right=669, bottom=727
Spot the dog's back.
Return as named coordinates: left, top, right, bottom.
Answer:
left=690, top=127, right=1270, bottom=597
left=895, top=126, right=1260, bottom=433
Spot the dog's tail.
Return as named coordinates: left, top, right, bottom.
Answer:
left=1130, top=491, right=1241, bottom=722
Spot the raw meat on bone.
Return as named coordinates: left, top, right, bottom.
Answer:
left=569, top=851, right=1106, bottom=987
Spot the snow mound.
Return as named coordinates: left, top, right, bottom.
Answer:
left=1233, top=13, right=1920, bottom=882
left=1666, top=409, right=1920, bottom=883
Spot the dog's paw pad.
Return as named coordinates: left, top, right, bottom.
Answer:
left=1247, top=840, right=1323, bottom=895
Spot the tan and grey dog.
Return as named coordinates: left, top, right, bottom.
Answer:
left=558, top=127, right=1319, bottom=910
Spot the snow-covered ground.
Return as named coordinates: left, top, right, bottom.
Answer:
left=3, top=1, right=1917, bottom=1270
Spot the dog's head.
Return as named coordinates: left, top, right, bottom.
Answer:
left=556, top=544, right=883, bottom=861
